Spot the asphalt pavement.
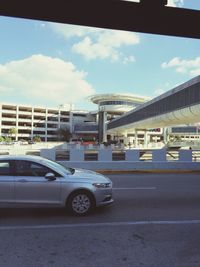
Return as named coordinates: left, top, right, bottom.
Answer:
left=0, top=173, right=200, bottom=267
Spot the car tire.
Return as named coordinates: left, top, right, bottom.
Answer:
left=67, top=191, right=95, bottom=216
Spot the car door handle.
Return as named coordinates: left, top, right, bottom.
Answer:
left=17, top=179, right=28, bottom=183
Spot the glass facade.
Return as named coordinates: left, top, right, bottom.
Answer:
left=99, top=100, right=138, bottom=107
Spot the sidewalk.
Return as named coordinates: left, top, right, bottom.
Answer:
left=59, top=160, right=200, bottom=174
left=98, top=169, right=200, bottom=174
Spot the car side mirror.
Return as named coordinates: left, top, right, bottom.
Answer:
left=45, top=172, right=56, bottom=181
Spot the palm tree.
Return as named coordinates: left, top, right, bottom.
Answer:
left=33, top=135, right=41, bottom=143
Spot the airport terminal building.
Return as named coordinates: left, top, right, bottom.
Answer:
left=1, top=76, right=200, bottom=147
left=0, top=93, right=163, bottom=146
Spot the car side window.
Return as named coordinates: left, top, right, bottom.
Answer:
left=15, top=160, right=61, bottom=177
left=0, top=161, right=11, bottom=176
left=30, top=162, right=49, bottom=177
left=15, top=161, right=36, bottom=176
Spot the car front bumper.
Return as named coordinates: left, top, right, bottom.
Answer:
left=94, top=188, right=114, bottom=207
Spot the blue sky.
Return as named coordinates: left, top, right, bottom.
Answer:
left=0, top=0, right=199, bottom=111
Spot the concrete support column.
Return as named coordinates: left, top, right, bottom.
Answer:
left=58, top=109, right=61, bottom=129
left=144, top=130, right=148, bottom=148
left=31, top=107, right=34, bottom=141
left=45, top=109, right=48, bottom=142
left=98, top=110, right=107, bottom=143
left=163, top=127, right=169, bottom=144
left=16, top=105, right=19, bottom=141
left=69, top=111, right=74, bottom=135
left=134, top=130, right=138, bottom=148
left=124, top=131, right=128, bottom=137
left=103, top=122, right=107, bottom=143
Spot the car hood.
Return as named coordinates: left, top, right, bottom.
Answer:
left=72, top=168, right=111, bottom=183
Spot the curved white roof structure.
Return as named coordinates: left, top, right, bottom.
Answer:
left=90, top=93, right=150, bottom=104
left=89, top=93, right=151, bottom=114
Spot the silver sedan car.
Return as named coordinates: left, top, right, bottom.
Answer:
left=0, top=155, right=113, bottom=215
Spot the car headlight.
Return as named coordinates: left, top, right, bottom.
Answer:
left=93, top=182, right=111, bottom=188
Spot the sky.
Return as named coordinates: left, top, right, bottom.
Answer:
left=0, top=0, right=199, bottom=111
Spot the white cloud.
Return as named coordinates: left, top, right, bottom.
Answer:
left=162, top=57, right=200, bottom=76
left=167, top=0, right=184, bottom=7
left=154, top=82, right=172, bottom=96
left=72, top=37, right=120, bottom=62
left=123, top=56, right=136, bottom=64
left=49, top=23, right=139, bottom=63
left=154, top=88, right=166, bottom=96
left=0, top=55, right=95, bottom=106
left=97, top=30, right=139, bottom=48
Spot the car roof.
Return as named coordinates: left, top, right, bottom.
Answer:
left=0, top=155, right=45, bottom=162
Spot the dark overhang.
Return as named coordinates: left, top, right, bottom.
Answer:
left=0, top=0, right=199, bottom=39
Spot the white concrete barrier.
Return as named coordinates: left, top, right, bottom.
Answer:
left=152, top=149, right=167, bottom=162
left=1, top=146, right=200, bottom=171
left=179, top=150, right=193, bottom=162
left=70, top=148, right=84, bottom=161
left=98, top=148, right=112, bottom=161
left=40, top=148, right=56, bottom=161
left=125, top=150, right=140, bottom=161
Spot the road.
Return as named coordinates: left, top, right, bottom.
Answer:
left=0, top=173, right=200, bottom=266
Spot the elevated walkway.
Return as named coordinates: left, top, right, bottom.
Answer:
left=107, top=76, right=200, bottom=133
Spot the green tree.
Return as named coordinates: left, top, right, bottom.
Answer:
left=4, top=137, right=12, bottom=143
left=0, top=136, right=4, bottom=142
left=57, top=127, right=71, bottom=142
left=8, top=127, right=17, bottom=140
left=33, top=135, right=41, bottom=142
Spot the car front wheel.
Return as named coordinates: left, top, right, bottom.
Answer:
left=67, top=191, right=95, bottom=216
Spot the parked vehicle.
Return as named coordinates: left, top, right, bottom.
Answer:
left=28, top=140, right=36, bottom=144
left=19, top=139, right=28, bottom=145
left=0, top=155, right=113, bottom=215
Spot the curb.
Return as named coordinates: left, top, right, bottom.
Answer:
left=97, top=169, right=200, bottom=174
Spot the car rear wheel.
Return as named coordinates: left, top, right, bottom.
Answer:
left=67, top=191, right=95, bottom=216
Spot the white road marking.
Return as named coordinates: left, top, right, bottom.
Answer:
left=1, top=219, right=200, bottom=231
left=113, top=187, right=156, bottom=190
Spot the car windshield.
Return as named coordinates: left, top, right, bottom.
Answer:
left=42, top=158, right=75, bottom=175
